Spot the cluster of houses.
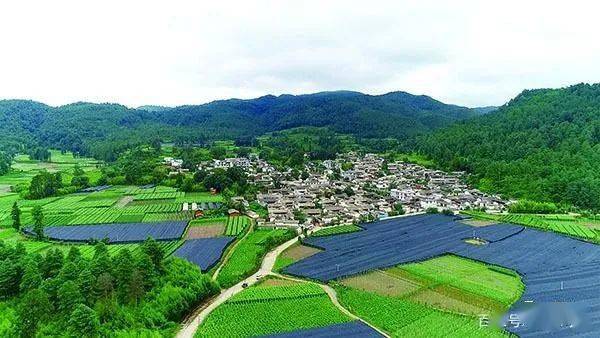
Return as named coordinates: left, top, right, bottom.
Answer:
left=191, top=153, right=506, bottom=229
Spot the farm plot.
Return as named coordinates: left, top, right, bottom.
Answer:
left=216, top=229, right=295, bottom=288
left=24, top=221, right=188, bottom=243
left=133, top=191, right=184, bottom=201
left=312, top=224, right=362, bottom=237
left=196, top=279, right=351, bottom=337
left=335, top=285, right=506, bottom=338
left=264, top=321, right=383, bottom=338
left=186, top=225, right=224, bottom=239
left=274, top=243, right=321, bottom=272
left=225, top=216, right=250, bottom=236
left=174, top=237, right=234, bottom=271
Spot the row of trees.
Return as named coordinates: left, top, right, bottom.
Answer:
left=0, top=238, right=218, bottom=337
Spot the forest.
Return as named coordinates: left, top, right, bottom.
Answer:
left=415, top=83, right=600, bottom=210
left=0, top=91, right=478, bottom=163
left=0, top=238, right=218, bottom=337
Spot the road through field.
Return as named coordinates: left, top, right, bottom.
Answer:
left=177, top=235, right=299, bottom=338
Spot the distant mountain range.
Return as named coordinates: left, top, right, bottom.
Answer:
left=0, top=90, right=484, bottom=159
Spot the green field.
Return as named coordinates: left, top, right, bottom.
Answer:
left=333, top=255, right=522, bottom=337
left=463, top=211, right=600, bottom=242
left=0, top=228, right=182, bottom=259
left=0, top=186, right=224, bottom=228
left=216, top=229, right=295, bottom=288
left=225, top=216, right=250, bottom=236
left=312, top=224, right=362, bottom=237
left=335, top=286, right=505, bottom=337
left=196, top=279, right=351, bottom=337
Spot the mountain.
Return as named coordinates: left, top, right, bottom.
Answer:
left=415, top=83, right=600, bottom=210
left=0, top=91, right=477, bottom=160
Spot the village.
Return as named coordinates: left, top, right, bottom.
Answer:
left=181, top=152, right=507, bottom=230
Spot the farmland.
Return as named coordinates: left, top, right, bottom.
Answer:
left=335, top=286, right=506, bottom=337
left=0, top=185, right=225, bottom=228
left=174, top=237, right=235, bottom=271
left=216, top=229, right=296, bottom=288
left=224, top=215, right=250, bottom=236
left=25, top=221, right=188, bottom=243
left=284, top=214, right=600, bottom=337
left=312, top=224, right=362, bottom=237
left=196, top=278, right=352, bottom=337
left=463, top=211, right=600, bottom=242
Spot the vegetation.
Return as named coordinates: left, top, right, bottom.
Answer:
left=335, top=286, right=506, bottom=337
left=0, top=239, right=219, bottom=337
left=225, top=216, right=250, bottom=236
left=311, top=224, right=362, bottom=237
left=334, top=255, right=522, bottom=337
left=216, top=229, right=295, bottom=288
left=196, top=278, right=350, bottom=337
left=416, top=83, right=600, bottom=211
left=465, top=211, right=599, bottom=241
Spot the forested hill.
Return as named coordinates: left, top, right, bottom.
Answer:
left=0, top=91, right=477, bottom=160
left=416, top=83, right=600, bottom=210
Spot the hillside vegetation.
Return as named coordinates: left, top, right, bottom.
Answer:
left=416, top=83, right=600, bottom=210
left=0, top=91, right=477, bottom=162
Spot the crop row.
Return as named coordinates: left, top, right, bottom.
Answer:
left=197, top=281, right=351, bottom=337
left=312, top=224, right=362, bottom=237
left=225, top=216, right=249, bottom=236
left=228, top=283, right=325, bottom=304
left=500, top=214, right=597, bottom=240
left=133, top=191, right=184, bottom=201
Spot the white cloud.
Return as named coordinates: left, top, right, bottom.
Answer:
left=1, top=0, right=600, bottom=107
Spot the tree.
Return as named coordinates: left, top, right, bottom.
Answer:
left=141, top=238, right=164, bottom=273
left=127, top=269, right=145, bottom=304
left=0, top=258, right=20, bottom=297
left=20, top=259, right=43, bottom=292
left=393, top=203, right=405, bottom=215
left=68, top=304, right=100, bottom=337
left=28, top=171, right=63, bottom=199
left=0, top=151, right=11, bottom=175
left=41, top=248, right=64, bottom=279
left=293, top=209, right=307, bottom=224
left=11, top=202, right=21, bottom=231
left=113, top=248, right=134, bottom=301
left=32, top=205, right=44, bottom=239
left=58, top=281, right=84, bottom=313
left=95, top=272, right=114, bottom=300
left=17, top=289, right=52, bottom=337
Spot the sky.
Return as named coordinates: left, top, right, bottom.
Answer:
left=1, top=1, right=600, bottom=108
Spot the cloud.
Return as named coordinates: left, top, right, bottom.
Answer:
left=1, top=0, right=600, bottom=107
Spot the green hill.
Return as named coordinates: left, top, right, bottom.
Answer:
left=415, top=83, right=600, bottom=210
left=0, top=91, right=476, bottom=160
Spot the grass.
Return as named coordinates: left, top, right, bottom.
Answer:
left=196, top=278, right=351, bottom=337
left=312, top=224, right=362, bottom=237
left=216, top=229, right=295, bottom=288
left=189, top=216, right=227, bottom=227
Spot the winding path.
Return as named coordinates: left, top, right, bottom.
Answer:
left=177, top=233, right=389, bottom=338
left=177, top=236, right=299, bottom=338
